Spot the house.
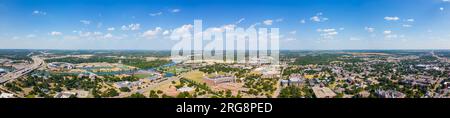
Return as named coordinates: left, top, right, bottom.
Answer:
left=357, top=91, right=371, bottom=98
left=75, top=90, right=90, bottom=98
left=48, top=62, right=75, bottom=70
left=375, top=89, right=406, bottom=98
left=114, top=81, right=142, bottom=88
left=280, top=79, right=289, bottom=87
left=203, top=75, right=236, bottom=86
left=0, top=68, right=6, bottom=76
left=0, top=93, right=14, bottom=98
left=177, top=86, right=194, bottom=92
left=54, top=91, right=76, bottom=98
left=288, top=74, right=304, bottom=86
left=400, top=75, right=436, bottom=87
left=0, top=68, right=6, bottom=73
left=254, top=66, right=280, bottom=79
left=443, top=81, right=450, bottom=89
left=78, top=72, right=97, bottom=80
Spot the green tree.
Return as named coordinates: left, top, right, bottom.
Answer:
left=101, top=88, right=119, bottom=97
left=128, top=93, right=146, bottom=98
left=149, top=90, right=159, bottom=98
left=176, top=92, right=192, bottom=98
left=119, top=87, right=131, bottom=92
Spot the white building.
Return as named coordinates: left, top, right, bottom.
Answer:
left=177, top=87, right=194, bottom=92
left=0, top=93, right=15, bottom=98
left=114, top=81, right=142, bottom=88
left=54, top=91, right=77, bottom=98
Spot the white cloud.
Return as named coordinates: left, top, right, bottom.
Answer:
left=74, top=31, right=118, bottom=40
left=365, top=27, right=375, bottom=33
left=384, top=16, right=400, bottom=21
left=310, top=12, right=328, bottom=22
left=300, top=19, right=306, bottom=24
left=142, top=27, right=162, bottom=39
left=162, top=30, right=170, bottom=35
left=317, top=28, right=338, bottom=39
left=263, top=20, right=273, bottom=25
left=289, top=30, right=297, bottom=35
left=78, top=31, right=102, bottom=37
left=149, top=12, right=163, bottom=16
left=107, top=27, right=115, bottom=31
left=402, top=24, right=412, bottom=28
left=444, top=0, right=450, bottom=2
left=78, top=31, right=91, bottom=37
left=170, top=9, right=180, bottom=13
left=104, top=33, right=113, bottom=39
left=50, top=31, right=62, bottom=36
left=440, top=7, right=445, bottom=11
left=406, top=19, right=415, bottom=22
left=93, top=32, right=102, bottom=35
left=26, top=34, right=36, bottom=38
left=317, top=28, right=336, bottom=32
left=349, top=37, right=361, bottom=41
left=339, top=27, right=345, bottom=30
left=63, top=36, right=79, bottom=40
left=263, top=18, right=283, bottom=25
left=171, top=24, right=193, bottom=38
left=121, top=24, right=140, bottom=31
left=385, top=34, right=398, bottom=39
left=32, top=10, right=47, bottom=15
left=383, top=30, right=400, bottom=39
left=310, top=16, right=320, bottom=22
left=80, top=20, right=91, bottom=25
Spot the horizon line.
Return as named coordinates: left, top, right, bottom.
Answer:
left=1, top=48, right=450, bottom=51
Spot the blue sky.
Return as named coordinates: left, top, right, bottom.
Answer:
left=1, top=0, right=450, bottom=50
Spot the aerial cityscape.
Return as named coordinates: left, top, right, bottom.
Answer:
left=0, top=49, right=449, bottom=98
left=1, top=0, right=450, bottom=98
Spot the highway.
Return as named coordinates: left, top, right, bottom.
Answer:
left=0, top=56, right=44, bottom=84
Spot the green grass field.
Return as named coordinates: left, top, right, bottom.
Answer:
left=181, top=70, right=205, bottom=83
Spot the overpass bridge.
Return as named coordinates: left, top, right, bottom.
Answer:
left=0, top=56, right=44, bottom=84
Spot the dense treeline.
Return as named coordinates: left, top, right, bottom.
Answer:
left=0, top=49, right=32, bottom=61
left=121, top=59, right=171, bottom=69
left=278, top=86, right=314, bottom=98
left=292, top=54, right=364, bottom=65
left=46, top=50, right=171, bottom=57
left=292, top=54, right=342, bottom=65
left=45, top=56, right=118, bottom=64
left=45, top=56, right=171, bottom=69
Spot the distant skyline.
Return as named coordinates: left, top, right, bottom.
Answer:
left=1, top=0, right=450, bottom=50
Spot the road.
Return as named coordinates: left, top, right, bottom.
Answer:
left=272, top=66, right=284, bottom=98
left=0, top=56, right=44, bottom=83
